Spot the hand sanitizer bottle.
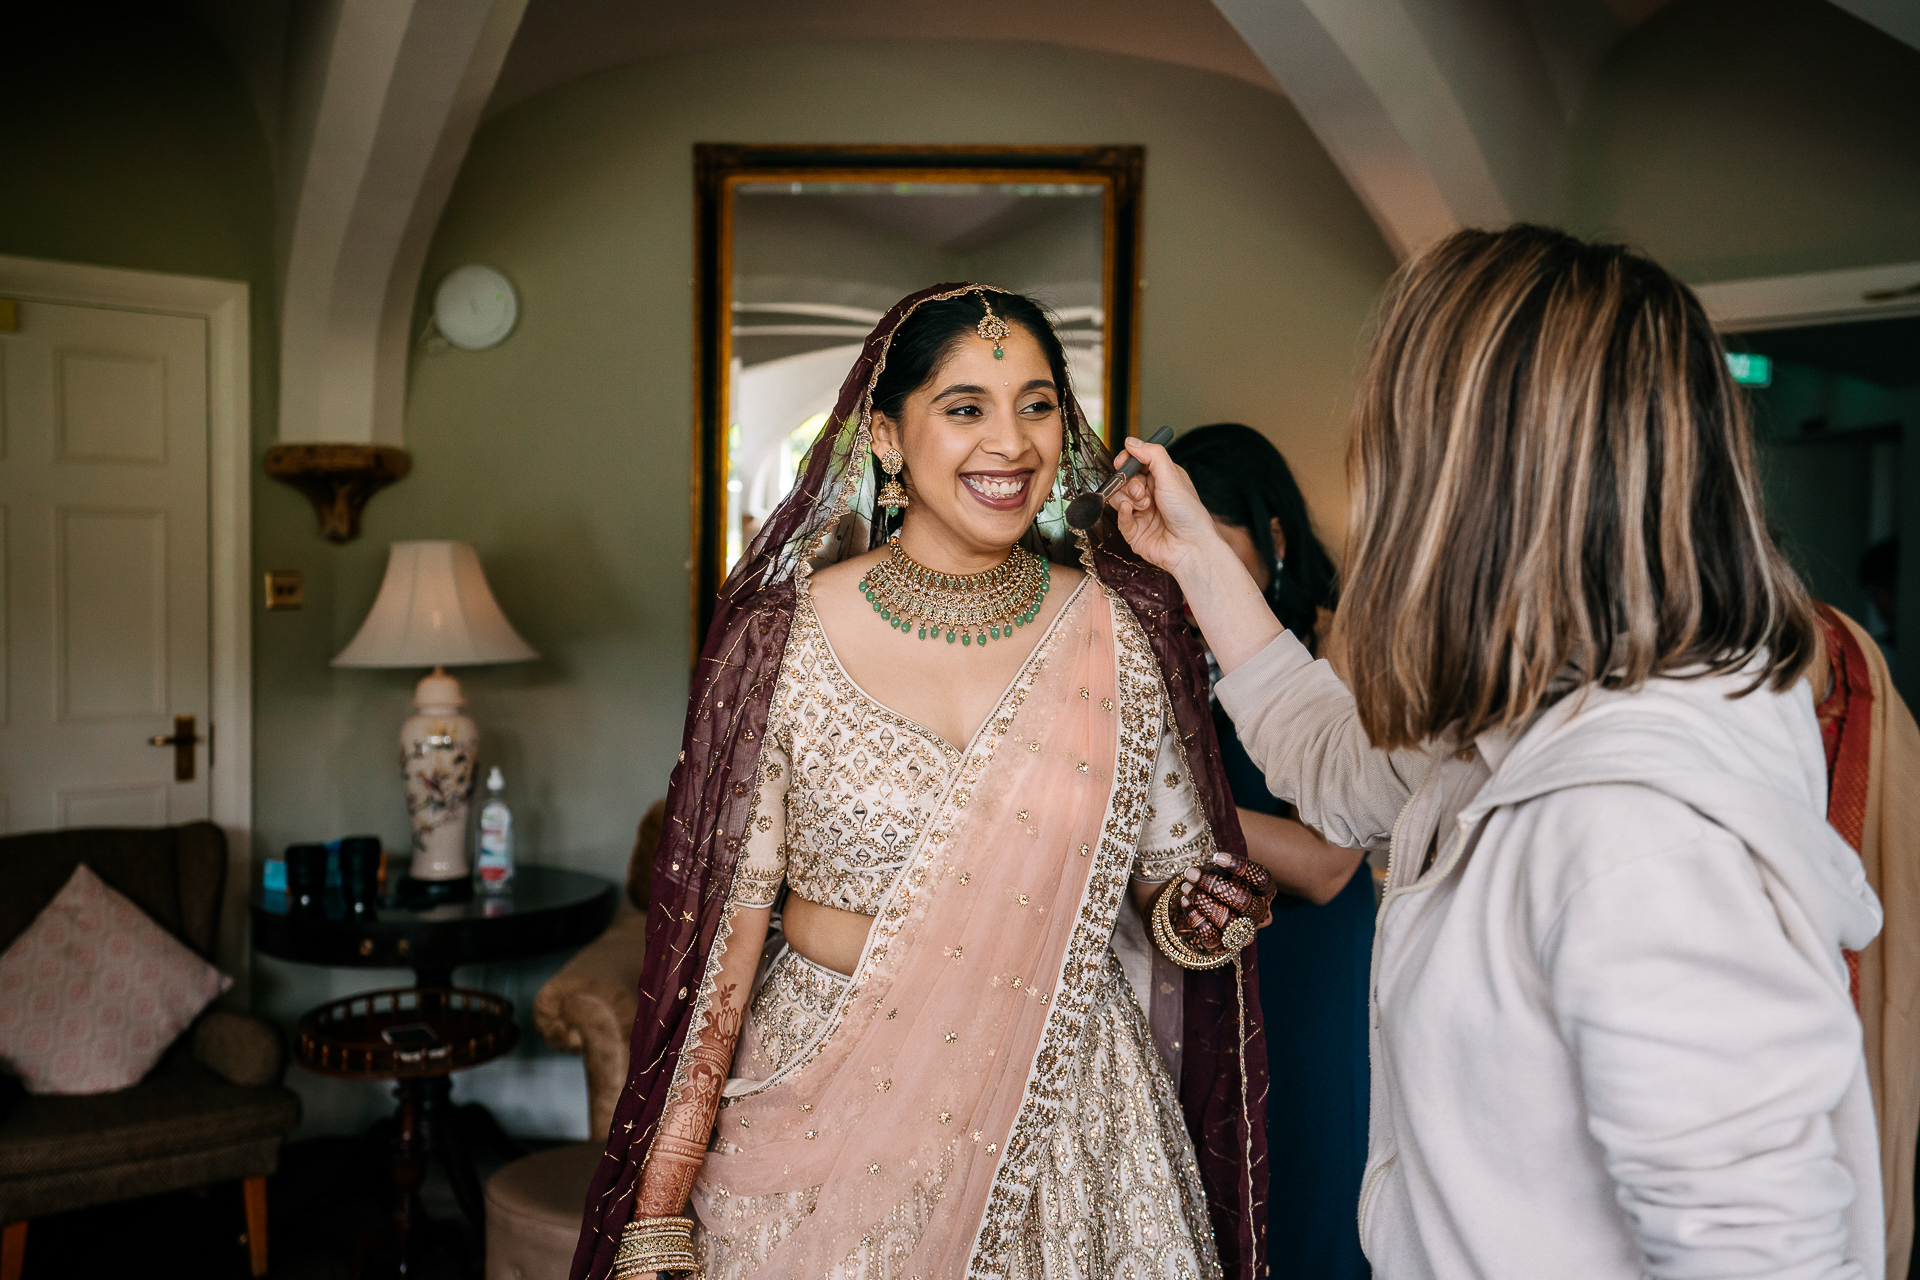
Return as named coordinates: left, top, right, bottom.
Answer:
left=476, top=767, right=515, bottom=894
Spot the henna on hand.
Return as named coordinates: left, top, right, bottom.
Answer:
left=1180, top=906, right=1225, bottom=951
left=1174, top=852, right=1276, bottom=951
left=1197, top=876, right=1259, bottom=914
left=633, top=981, right=742, bottom=1220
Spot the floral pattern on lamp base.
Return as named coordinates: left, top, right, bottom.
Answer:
left=401, top=705, right=478, bottom=889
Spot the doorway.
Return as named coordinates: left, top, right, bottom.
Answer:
left=1732, top=315, right=1919, bottom=705
left=0, top=254, right=252, bottom=986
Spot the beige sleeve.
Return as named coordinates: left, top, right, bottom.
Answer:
left=1213, top=629, right=1435, bottom=852
left=734, top=719, right=790, bottom=908
left=1133, top=703, right=1217, bottom=884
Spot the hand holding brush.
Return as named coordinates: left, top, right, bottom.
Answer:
left=1064, top=426, right=1176, bottom=531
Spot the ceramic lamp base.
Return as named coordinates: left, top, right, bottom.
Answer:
left=401, top=667, right=481, bottom=889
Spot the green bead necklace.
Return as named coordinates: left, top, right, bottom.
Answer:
left=857, top=539, right=1050, bottom=646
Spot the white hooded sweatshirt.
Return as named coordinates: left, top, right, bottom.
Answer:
left=1217, top=632, right=1885, bottom=1279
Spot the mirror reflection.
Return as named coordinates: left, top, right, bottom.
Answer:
left=723, top=181, right=1107, bottom=571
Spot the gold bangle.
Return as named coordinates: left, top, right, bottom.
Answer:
left=613, top=1214, right=701, bottom=1279
left=1150, top=881, right=1255, bottom=970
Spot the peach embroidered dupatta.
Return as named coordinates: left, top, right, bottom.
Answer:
left=694, top=582, right=1149, bottom=1277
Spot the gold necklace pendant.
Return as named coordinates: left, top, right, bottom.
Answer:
left=858, top=540, right=1051, bottom=646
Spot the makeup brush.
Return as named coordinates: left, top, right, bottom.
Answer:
left=1065, top=426, right=1175, bottom=531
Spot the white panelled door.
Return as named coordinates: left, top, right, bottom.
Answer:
left=0, top=299, right=212, bottom=832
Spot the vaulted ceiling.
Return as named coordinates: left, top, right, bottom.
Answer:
left=179, top=0, right=1920, bottom=444
left=487, top=0, right=1281, bottom=119
left=485, top=0, right=1687, bottom=256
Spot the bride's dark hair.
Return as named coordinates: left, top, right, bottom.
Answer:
left=871, top=290, right=1071, bottom=423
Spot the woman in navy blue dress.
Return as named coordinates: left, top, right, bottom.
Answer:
left=1170, top=424, right=1373, bottom=1280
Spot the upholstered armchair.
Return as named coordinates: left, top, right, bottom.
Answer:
left=530, top=799, right=656, bottom=1143
left=0, top=823, right=301, bottom=1280
left=484, top=801, right=658, bottom=1280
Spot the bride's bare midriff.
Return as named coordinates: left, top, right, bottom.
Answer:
left=783, top=894, right=871, bottom=975
left=784, top=877, right=1162, bottom=978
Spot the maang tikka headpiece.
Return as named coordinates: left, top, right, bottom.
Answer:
left=975, top=291, right=1011, bottom=360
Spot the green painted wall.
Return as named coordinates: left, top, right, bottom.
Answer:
left=0, top=2, right=290, bottom=604
left=261, top=39, right=1396, bottom=1132
left=378, top=36, right=1393, bottom=878
left=1568, top=0, right=1920, bottom=282
left=0, top=10, right=272, bottom=288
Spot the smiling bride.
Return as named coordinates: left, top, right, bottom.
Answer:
left=571, top=284, right=1278, bottom=1280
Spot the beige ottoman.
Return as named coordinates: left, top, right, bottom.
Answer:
left=485, top=1141, right=602, bottom=1280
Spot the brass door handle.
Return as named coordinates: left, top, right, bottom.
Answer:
left=148, top=714, right=203, bottom=781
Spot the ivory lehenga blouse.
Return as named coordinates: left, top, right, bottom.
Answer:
left=692, top=574, right=1225, bottom=1279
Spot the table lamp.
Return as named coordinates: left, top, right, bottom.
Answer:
left=333, top=541, right=538, bottom=904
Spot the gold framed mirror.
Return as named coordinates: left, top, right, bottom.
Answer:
left=690, top=143, right=1145, bottom=647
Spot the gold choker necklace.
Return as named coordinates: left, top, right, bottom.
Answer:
left=858, top=539, right=1051, bottom=645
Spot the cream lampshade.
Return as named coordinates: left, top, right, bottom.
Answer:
left=334, top=541, right=537, bottom=903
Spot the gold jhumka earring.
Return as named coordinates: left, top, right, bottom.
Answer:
left=877, top=446, right=910, bottom=509
left=976, top=293, right=1010, bottom=360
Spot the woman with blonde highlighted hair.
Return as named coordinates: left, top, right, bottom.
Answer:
left=1111, top=225, right=1887, bottom=1278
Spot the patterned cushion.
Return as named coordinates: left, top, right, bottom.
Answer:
left=0, top=864, right=230, bottom=1095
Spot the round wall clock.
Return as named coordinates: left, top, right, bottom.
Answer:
left=434, top=265, right=518, bottom=350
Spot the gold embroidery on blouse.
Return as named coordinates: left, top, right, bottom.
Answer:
left=1135, top=832, right=1219, bottom=884
left=759, top=594, right=961, bottom=914
left=731, top=859, right=786, bottom=907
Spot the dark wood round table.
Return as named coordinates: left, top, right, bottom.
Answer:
left=251, top=865, right=617, bottom=990
left=251, top=866, right=616, bottom=1275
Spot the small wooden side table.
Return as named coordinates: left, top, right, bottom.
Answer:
left=252, top=867, right=615, bottom=1274
left=251, top=865, right=618, bottom=992
left=298, top=987, right=519, bottom=1276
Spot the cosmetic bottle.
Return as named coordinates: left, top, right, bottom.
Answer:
left=476, top=767, right=515, bottom=894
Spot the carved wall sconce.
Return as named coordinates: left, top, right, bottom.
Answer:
left=265, top=443, right=412, bottom=543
